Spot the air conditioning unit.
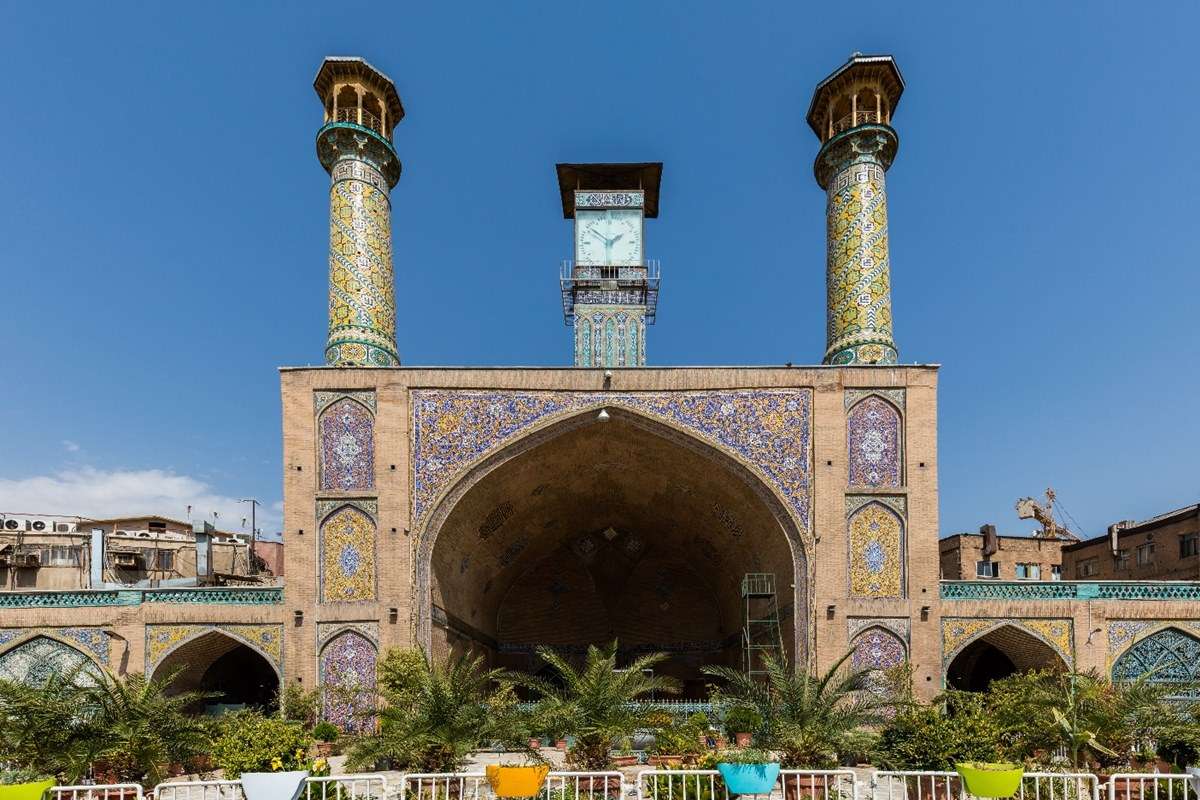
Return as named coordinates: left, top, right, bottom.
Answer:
left=30, top=520, right=47, bottom=532
left=111, top=550, right=143, bottom=568
left=54, top=523, right=73, bottom=533
left=11, top=552, right=40, bottom=569
left=2, top=519, right=19, bottom=531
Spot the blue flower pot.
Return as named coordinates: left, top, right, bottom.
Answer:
left=717, top=763, right=780, bottom=795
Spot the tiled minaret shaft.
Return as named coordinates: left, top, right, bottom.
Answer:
left=808, top=55, right=905, bottom=366
left=314, top=58, right=404, bottom=367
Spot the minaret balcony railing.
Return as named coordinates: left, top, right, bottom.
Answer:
left=559, top=259, right=661, bottom=323
left=832, top=110, right=881, bottom=135
left=333, top=107, right=385, bottom=138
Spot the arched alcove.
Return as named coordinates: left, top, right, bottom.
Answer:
left=421, top=408, right=807, bottom=689
left=0, top=636, right=102, bottom=687
left=319, top=630, right=377, bottom=732
left=1112, top=627, right=1200, bottom=703
left=946, top=624, right=1067, bottom=692
left=153, top=631, right=279, bottom=713
left=319, top=397, right=375, bottom=492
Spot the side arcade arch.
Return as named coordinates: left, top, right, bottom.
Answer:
left=944, top=622, right=1069, bottom=691
left=150, top=628, right=281, bottom=712
left=1112, top=626, right=1200, bottom=703
left=0, top=634, right=104, bottom=686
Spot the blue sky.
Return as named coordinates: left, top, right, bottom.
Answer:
left=0, top=2, right=1196, bottom=540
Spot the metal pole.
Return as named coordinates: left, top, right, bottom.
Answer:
left=240, top=498, right=260, bottom=575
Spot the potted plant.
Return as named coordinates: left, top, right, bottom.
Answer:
left=723, top=707, right=761, bottom=748
left=715, top=748, right=780, bottom=795
left=0, top=769, right=55, bottom=800
left=954, top=763, right=1025, bottom=799
left=611, top=737, right=639, bottom=768
left=311, top=722, right=339, bottom=757
left=485, top=763, right=551, bottom=798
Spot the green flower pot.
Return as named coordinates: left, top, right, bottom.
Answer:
left=955, top=763, right=1024, bottom=798
left=0, top=781, right=55, bottom=800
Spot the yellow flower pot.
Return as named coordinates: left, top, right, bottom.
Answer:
left=485, top=765, right=550, bottom=798
left=954, top=763, right=1024, bottom=798
left=0, top=781, right=55, bottom=800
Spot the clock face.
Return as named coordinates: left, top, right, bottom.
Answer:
left=576, top=209, right=643, bottom=265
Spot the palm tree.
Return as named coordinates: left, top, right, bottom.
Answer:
left=346, top=649, right=525, bottom=773
left=0, top=669, right=100, bottom=781
left=524, top=641, right=681, bottom=769
left=702, top=651, right=896, bottom=767
left=83, top=670, right=213, bottom=785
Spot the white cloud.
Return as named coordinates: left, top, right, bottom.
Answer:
left=0, top=467, right=281, bottom=537
left=62, top=440, right=80, bottom=453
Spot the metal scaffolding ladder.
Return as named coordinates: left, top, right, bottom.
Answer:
left=742, top=573, right=784, bottom=679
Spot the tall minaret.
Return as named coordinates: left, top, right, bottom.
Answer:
left=807, top=55, right=905, bottom=365
left=314, top=57, right=404, bottom=367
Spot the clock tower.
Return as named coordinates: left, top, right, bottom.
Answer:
left=557, top=163, right=661, bottom=367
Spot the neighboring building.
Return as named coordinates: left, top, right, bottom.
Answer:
left=0, top=513, right=277, bottom=590
left=940, top=525, right=1065, bottom=581
left=1061, top=505, right=1200, bottom=581
left=0, top=54, right=1196, bottom=722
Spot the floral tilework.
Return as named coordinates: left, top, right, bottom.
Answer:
left=320, top=398, right=375, bottom=492
left=941, top=619, right=995, bottom=662
left=847, top=395, right=902, bottom=487
left=0, top=636, right=103, bottom=686
left=320, top=505, right=377, bottom=603
left=941, top=618, right=1073, bottom=667
left=847, top=502, right=904, bottom=598
left=850, top=627, right=907, bottom=670
left=410, top=389, right=812, bottom=531
left=1107, top=620, right=1200, bottom=662
left=1022, top=619, right=1073, bottom=660
left=320, top=630, right=377, bottom=733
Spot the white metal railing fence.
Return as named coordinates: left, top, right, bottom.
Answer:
left=304, top=776, right=390, bottom=800
left=400, top=772, right=625, bottom=800
left=1106, top=774, right=1199, bottom=800
left=52, top=786, right=144, bottom=800
left=635, top=769, right=858, bottom=800
left=872, top=771, right=1100, bottom=800
left=155, top=777, right=389, bottom=800
left=154, top=780, right=244, bottom=800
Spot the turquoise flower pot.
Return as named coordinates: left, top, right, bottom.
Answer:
left=717, top=762, right=780, bottom=795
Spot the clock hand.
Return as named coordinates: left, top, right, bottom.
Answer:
left=591, top=229, right=610, bottom=245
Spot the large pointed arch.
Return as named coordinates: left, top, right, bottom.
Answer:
left=150, top=628, right=281, bottom=711
left=944, top=621, right=1070, bottom=691
left=415, top=402, right=811, bottom=675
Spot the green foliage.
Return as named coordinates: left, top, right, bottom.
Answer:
left=703, top=651, right=896, bottom=769
left=280, top=683, right=321, bottom=729
left=522, top=640, right=681, bottom=770
left=0, top=668, right=212, bottom=784
left=722, top=706, right=762, bottom=736
left=651, top=713, right=707, bottom=756
left=346, top=648, right=530, bottom=773
left=0, top=768, right=52, bottom=785
left=311, top=721, right=339, bottom=742
left=713, top=747, right=779, bottom=764
left=210, top=711, right=312, bottom=777
left=873, top=691, right=1002, bottom=771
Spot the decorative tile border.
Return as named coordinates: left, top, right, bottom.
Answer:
left=1107, top=620, right=1200, bottom=666
left=317, top=621, right=379, bottom=651
left=0, top=627, right=111, bottom=666
left=848, top=616, right=909, bottom=643
left=144, top=623, right=283, bottom=673
left=410, top=389, right=813, bottom=532
left=941, top=617, right=1073, bottom=667
left=316, top=497, right=378, bottom=522
left=575, top=190, right=644, bottom=209
left=314, top=390, right=377, bottom=416
left=845, top=388, right=905, bottom=410
left=845, top=494, right=906, bottom=517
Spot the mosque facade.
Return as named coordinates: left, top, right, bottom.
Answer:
left=0, top=55, right=1196, bottom=720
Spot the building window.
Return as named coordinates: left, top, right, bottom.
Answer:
left=1136, top=543, right=1155, bottom=567
left=1077, top=558, right=1099, bottom=578
left=43, top=546, right=79, bottom=567
left=156, top=550, right=174, bottom=571
left=1115, top=549, right=1130, bottom=571
left=1015, top=563, right=1041, bottom=580
left=1181, top=533, right=1199, bottom=558
left=975, top=560, right=999, bottom=579
left=1050, top=564, right=1062, bottom=581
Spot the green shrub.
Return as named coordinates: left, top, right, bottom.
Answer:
left=873, top=692, right=1002, bottom=771
left=211, top=711, right=312, bottom=777
left=312, top=721, right=339, bottom=742
left=722, top=706, right=762, bottom=736
left=280, top=684, right=321, bottom=728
